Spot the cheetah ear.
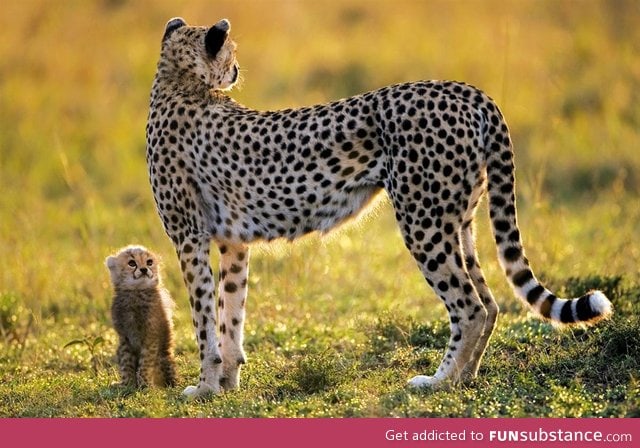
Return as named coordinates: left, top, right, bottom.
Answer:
left=105, top=256, right=117, bottom=271
left=163, top=17, right=187, bottom=42
left=205, top=19, right=230, bottom=58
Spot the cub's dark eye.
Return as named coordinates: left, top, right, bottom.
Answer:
left=128, top=260, right=137, bottom=268
left=146, top=259, right=154, bottom=267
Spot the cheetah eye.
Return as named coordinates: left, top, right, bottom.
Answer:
left=128, top=260, right=137, bottom=268
left=146, top=259, right=154, bottom=267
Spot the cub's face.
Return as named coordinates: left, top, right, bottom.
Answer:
left=106, top=246, right=160, bottom=290
left=159, top=17, right=239, bottom=91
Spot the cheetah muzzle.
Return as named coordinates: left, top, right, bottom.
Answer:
left=146, top=18, right=613, bottom=399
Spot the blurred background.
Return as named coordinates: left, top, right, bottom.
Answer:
left=0, top=0, right=638, bottom=353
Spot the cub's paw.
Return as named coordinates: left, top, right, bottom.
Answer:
left=110, top=379, right=137, bottom=389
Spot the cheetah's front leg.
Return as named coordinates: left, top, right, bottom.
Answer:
left=217, top=243, right=249, bottom=391
left=177, top=236, right=222, bottom=398
left=115, top=340, right=137, bottom=387
left=136, top=344, right=159, bottom=388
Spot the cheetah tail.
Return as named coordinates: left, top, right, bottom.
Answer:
left=485, top=129, right=613, bottom=325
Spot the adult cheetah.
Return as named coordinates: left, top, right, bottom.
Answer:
left=146, top=18, right=612, bottom=398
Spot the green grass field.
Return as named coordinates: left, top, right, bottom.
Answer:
left=1, top=0, right=639, bottom=417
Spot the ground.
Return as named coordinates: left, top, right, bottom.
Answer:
left=0, top=0, right=639, bottom=417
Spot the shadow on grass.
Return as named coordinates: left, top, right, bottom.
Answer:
left=374, top=275, right=639, bottom=417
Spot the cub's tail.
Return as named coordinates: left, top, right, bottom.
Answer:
left=483, top=107, right=612, bottom=324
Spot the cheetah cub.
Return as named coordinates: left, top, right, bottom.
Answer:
left=106, top=245, right=177, bottom=388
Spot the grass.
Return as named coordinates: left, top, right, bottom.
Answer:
left=1, top=0, right=639, bottom=417
left=1, top=271, right=638, bottom=417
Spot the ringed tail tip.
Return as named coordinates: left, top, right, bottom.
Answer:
left=554, top=289, right=613, bottom=325
left=586, top=290, right=613, bottom=321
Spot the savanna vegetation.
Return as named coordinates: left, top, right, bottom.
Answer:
left=0, top=0, right=638, bottom=417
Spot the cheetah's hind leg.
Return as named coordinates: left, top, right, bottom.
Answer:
left=456, top=179, right=499, bottom=382
left=400, top=224, right=488, bottom=390
left=457, top=220, right=499, bottom=382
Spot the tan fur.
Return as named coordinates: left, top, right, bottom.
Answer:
left=106, top=245, right=177, bottom=388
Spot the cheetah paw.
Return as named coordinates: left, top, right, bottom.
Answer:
left=109, top=381, right=135, bottom=389
left=408, top=375, right=450, bottom=390
left=182, top=382, right=220, bottom=400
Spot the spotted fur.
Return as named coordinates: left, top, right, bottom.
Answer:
left=107, top=245, right=177, bottom=388
left=146, top=18, right=612, bottom=398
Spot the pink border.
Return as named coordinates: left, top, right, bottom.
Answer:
left=2, top=418, right=637, bottom=448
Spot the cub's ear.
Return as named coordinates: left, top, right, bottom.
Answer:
left=105, top=256, right=117, bottom=271
left=205, top=19, right=231, bottom=58
left=163, top=17, right=187, bottom=42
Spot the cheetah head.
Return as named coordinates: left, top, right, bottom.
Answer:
left=106, top=245, right=161, bottom=290
left=159, top=17, right=239, bottom=91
